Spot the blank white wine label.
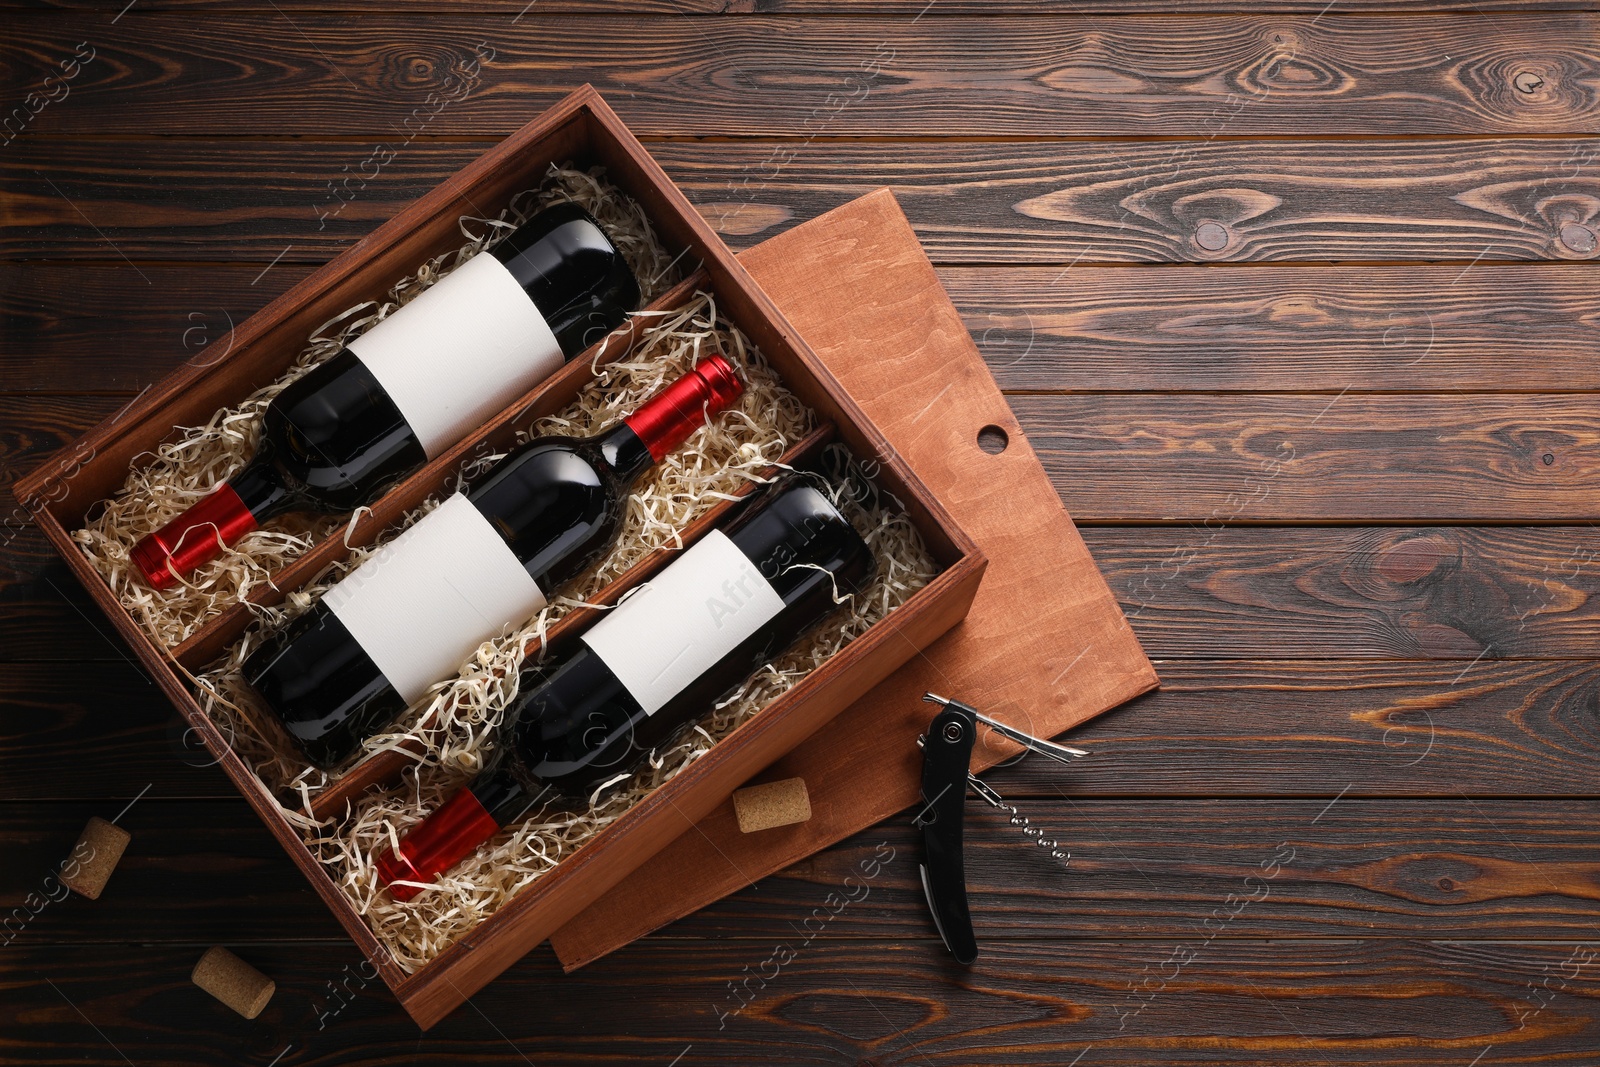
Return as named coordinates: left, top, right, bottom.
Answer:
left=348, top=251, right=563, bottom=458
left=582, top=529, right=786, bottom=716
left=323, top=493, right=548, bottom=705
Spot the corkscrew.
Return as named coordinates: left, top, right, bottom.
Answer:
left=915, top=692, right=1088, bottom=965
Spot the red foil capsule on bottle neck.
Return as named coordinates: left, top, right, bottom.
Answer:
left=624, top=353, right=743, bottom=462
left=130, top=484, right=259, bottom=590
left=375, top=787, right=503, bottom=902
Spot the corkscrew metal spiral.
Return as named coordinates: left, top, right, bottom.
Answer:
left=967, top=774, right=1072, bottom=867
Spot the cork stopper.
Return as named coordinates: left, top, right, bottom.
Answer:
left=732, top=777, right=812, bottom=833
left=191, top=947, right=276, bottom=1019
left=59, top=817, right=131, bottom=901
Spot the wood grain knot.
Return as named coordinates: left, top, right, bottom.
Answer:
left=389, top=48, right=443, bottom=90
left=1559, top=222, right=1597, bottom=255
left=380, top=44, right=484, bottom=95
left=1342, top=852, right=1600, bottom=906
left=778, top=991, right=937, bottom=1040
left=1241, top=34, right=1349, bottom=97
left=1514, top=70, right=1547, bottom=94
left=1373, top=534, right=1449, bottom=584
left=1194, top=221, right=1231, bottom=252
left=1340, top=853, right=1487, bottom=904
left=1461, top=52, right=1594, bottom=124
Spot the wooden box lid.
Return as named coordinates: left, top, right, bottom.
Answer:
left=550, top=189, right=1159, bottom=969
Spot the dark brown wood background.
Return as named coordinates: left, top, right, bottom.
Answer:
left=4, top=1, right=1600, bottom=1063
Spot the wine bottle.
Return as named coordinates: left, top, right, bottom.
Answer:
left=132, top=202, right=641, bottom=590
left=241, top=355, right=744, bottom=769
left=374, top=479, right=874, bottom=900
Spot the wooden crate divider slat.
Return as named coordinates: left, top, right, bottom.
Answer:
left=169, top=268, right=709, bottom=672
left=304, top=420, right=838, bottom=824
left=11, top=87, right=986, bottom=1030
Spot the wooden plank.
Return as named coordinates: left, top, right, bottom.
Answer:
left=9, top=798, right=1600, bottom=944
left=0, top=262, right=319, bottom=393
left=943, top=264, right=1600, bottom=393
left=2, top=938, right=1599, bottom=1063
left=0, top=663, right=193, bottom=799
left=661, top=137, right=1600, bottom=262
left=9, top=262, right=1600, bottom=395
left=5, top=0, right=1593, bottom=11
left=0, top=140, right=455, bottom=262
left=5, top=15, right=1598, bottom=138
left=7, top=659, right=1600, bottom=799
left=1015, top=393, right=1600, bottom=522
left=609, top=798, right=1600, bottom=942
left=0, top=397, right=121, bottom=672
left=0, top=395, right=120, bottom=488
left=995, top=658, right=1600, bottom=796
left=1, top=653, right=245, bottom=796
left=1083, top=525, right=1600, bottom=660
left=0, top=800, right=342, bottom=943
left=0, top=523, right=161, bottom=664
left=7, top=138, right=1600, bottom=264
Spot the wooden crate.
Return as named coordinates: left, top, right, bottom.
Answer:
left=11, top=87, right=985, bottom=1029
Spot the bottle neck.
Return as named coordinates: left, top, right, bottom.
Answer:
left=130, top=447, right=293, bottom=590
left=596, top=422, right=654, bottom=486
left=228, top=444, right=297, bottom=521
left=129, top=442, right=310, bottom=589
left=620, top=354, right=744, bottom=465
left=130, top=485, right=255, bottom=590
left=375, top=759, right=549, bottom=901
left=725, top=481, right=876, bottom=602
left=375, top=785, right=501, bottom=902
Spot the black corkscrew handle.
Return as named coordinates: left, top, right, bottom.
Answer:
left=916, top=700, right=980, bottom=965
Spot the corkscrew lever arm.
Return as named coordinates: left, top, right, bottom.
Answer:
left=915, top=692, right=1088, bottom=965
left=925, top=692, right=1090, bottom=764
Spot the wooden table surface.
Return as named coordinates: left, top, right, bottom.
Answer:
left=4, top=2, right=1600, bottom=1064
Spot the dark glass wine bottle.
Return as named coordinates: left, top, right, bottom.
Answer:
left=241, top=355, right=743, bottom=769
left=374, top=479, right=874, bottom=900
left=133, top=202, right=641, bottom=590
